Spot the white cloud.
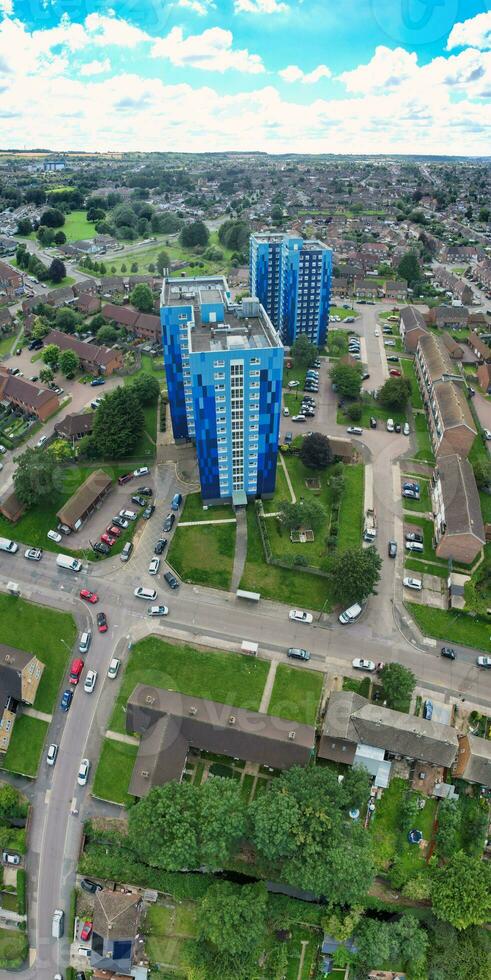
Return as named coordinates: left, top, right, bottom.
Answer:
left=338, top=45, right=418, bottom=93
left=447, top=12, right=491, bottom=51
left=234, top=0, right=287, bottom=14
left=279, top=63, right=331, bottom=84
left=175, top=0, right=215, bottom=14
left=151, top=26, right=265, bottom=73
left=0, top=0, right=13, bottom=15
left=80, top=58, right=111, bottom=76
left=84, top=13, right=150, bottom=48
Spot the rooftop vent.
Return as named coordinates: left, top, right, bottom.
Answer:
left=189, top=706, right=198, bottom=716
left=145, top=695, right=156, bottom=704
left=141, top=770, right=149, bottom=778
left=288, top=731, right=296, bottom=740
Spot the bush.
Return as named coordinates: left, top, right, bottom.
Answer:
left=80, top=845, right=213, bottom=899
left=346, top=402, right=362, bottom=421
left=16, top=868, right=26, bottom=916
left=68, top=887, right=77, bottom=941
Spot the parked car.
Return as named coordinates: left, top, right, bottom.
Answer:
left=402, top=488, right=419, bottom=499
left=163, top=513, right=175, bottom=532
left=46, top=743, right=58, bottom=767
left=90, top=377, right=105, bottom=387
left=112, top=516, right=128, bottom=529
left=80, top=588, right=98, bottom=604
left=84, top=669, right=97, bottom=694
left=369, top=417, right=377, bottom=428
left=97, top=612, right=108, bottom=633
left=131, top=495, right=147, bottom=508
left=106, top=524, right=121, bottom=537
left=148, top=605, right=169, bottom=616
left=134, top=587, right=158, bottom=600
left=136, top=487, right=153, bottom=497
left=119, top=509, right=137, bottom=521
left=60, top=689, right=73, bottom=712
left=36, top=434, right=49, bottom=448
left=164, top=571, right=179, bottom=590
left=352, top=658, right=376, bottom=672
left=80, top=879, right=102, bottom=894
left=69, top=658, right=84, bottom=685
left=403, top=422, right=410, bottom=436
left=441, top=646, right=456, bottom=660
left=289, top=609, right=313, bottom=624
left=423, top=699, right=433, bottom=720
left=100, top=532, right=116, bottom=547
left=403, top=577, right=422, bottom=591
left=134, top=466, right=150, bottom=478
left=148, top=557, right=160, bottom=575
left=47, top=529, right=62, bottom=543
left=287, top=647, right=311, bottom=661
left=389, top=369, right=401, bottom=377
left=292, top=414, right=306, bottom=422
left=403, top=482, right=420, bottom=492
left=406, top=541, right=424, bottom=553
left=143, top=504, right=155, bottom=519
left=171, top=493, right=183, bottom=511
left=154, top=538, right=167, bottom=555
left=24, top=548, right=42, bottom=561
left=283, top=407, right=290, bottom=416
left=395, top=423, right=401, bottom=433
left=77, top=759, right=90, bottom=786
left=80, top=920, right=93, bottom=942
left=107, top=658, right=121, bottom=679
left=477, top=656, right=491, bottom=668
left=347, top=426, right=362, bottom=435
left=288, top=380, right=300, bottom=388
left=405, top=531, right=423, bottom=543
left=2, top=851, right=20, bottom=865
left=284, top=432, right=293, bottom=444
left=388, top=540, right=397, bottom=558
left=118, top=473, right=133, bottom=486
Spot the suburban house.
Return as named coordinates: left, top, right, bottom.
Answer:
left=0, top=490, right=26, bottom=524
left=468, top=331, right=491, bottom=363
left=333, top=276, right=349, bottom=297
left=441, top=332, right=464, bottom=360
left=353, top=278, right=379, bottom=299
left=99, top=276, right=125, bottom=297
left=476, top=259, right=491, bottom=291
left=90, top=889, right=143, bottom=978
left=384, top=279, right=407, bottom=301
left=453, top=732, right=491, bottom=787
left=45, top=286, right=75, bottom=307
left=133, top=313, right=161, bottom=342
left=73, top=279, right=99, bottom=297
left=428, top=305, right=468, bottom=331
left=399, top=307, right=428, bottom=352
left=44, top=329, right=123, bottom=376
left=0, top=308, right=13, bottom=334
left=0, top=261, right=23, bottom=300
left=0, top=368, right=60, bottom=421
left=433, top=268, right=473, bottom=306
left=54, top=411, right=94, bottom=446
left=56, top=468, right=112, bottom=531
left=431, top=454, right=485, bottom=564
left=0, top=643, right=44, bottom=753
left=477, top=363, right=491, bottom=394
left=101, top=303, right=161, bottom=342
left=75, top=292, right=100, bottom=316
left=126, top=686, right=316, bottom=798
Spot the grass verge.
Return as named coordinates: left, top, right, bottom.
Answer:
left=92, top=739, right=138, bottom=806
left=267, top=664, right=323, bottom=726
left=167, top=521, right=236, bottom=590
left=1, top=716, right=48, bottom=777
left=407, top=603, right=491, bottom=653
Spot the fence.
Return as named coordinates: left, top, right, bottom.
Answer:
left=254, top=502, right=330, bottom=579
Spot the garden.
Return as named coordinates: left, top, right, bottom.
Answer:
left=92, top=739, right=139, bottom=806
left=167, top=520, right=236, bottom=591
left=267, top=664, right=323, bottom=726
left=370, top=777, right=437, bottom=887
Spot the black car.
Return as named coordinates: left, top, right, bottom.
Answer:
left=388, top=540, right=397, bottom=558
left=369, top=417, right=377, bottom=428
left=143, top=504, right=155, bottom=519
left=164, top=571, right=179, bottom=589
left=136, top=487, right=153, bottom=497
left=387, top=356, right=400, bottom=363
left=76, top=972, right=87, bottom=980
left=163, top=513, right=175, bottom=532
left=80, top=878, right=102, bottom=894
left=441, top=646, right=456, bottom=660
left=154, top=538, right=168, bottom=555
left=28, top=339, right=43, bottom=351
left=93, top=541, right=110, bottom=556
left=395, top=423, right=401, bottom=433
left=131, top=495, right=147, bottom=507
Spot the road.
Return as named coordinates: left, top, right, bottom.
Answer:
left=1, top=297, right=490, bottom=977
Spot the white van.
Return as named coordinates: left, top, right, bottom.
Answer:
left=79, top=631, right=92, bottom=654
left=241, top=640, right=258, bottom=656
left=405, top=541, right=424, bottom=553
left=338, top=603, right=363, bottom=625
left=56, top=554, right=82, bottom=572
left=0, top=537, right=19, bottom=554
left=386, top=418, right=394, bottom=433
left=52, top=908, right=64, bottom=939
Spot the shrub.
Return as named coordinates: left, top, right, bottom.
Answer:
left=16, top=868, right=26, bottom=915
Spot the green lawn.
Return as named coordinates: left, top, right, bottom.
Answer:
left=337, top=463, right=364, bottom=551
left=1, top=716, right=48, bottom=778
left=413, top=414, right=435, bottom=463
left=370, top=777, right=436, bottom=877
left=145, top=902, right=197, bottom=972
left=401, top=359, right=423, bottom=409
left=0, top=594, right=76, bottom=713
left=267, top=664, right=323, bottom=725
left=239, top=506, right=331, bottom=612
left=180, top=492, right=234, bottom=522
left=167, top=521, right=236, bottom=590
left=404, top=558, right=449, bottom=579
left=262, top=463, right=290, bottom=513
left=338, top=396, right=406, bottom=429
left=109, top=637, right=270, bottom=734
left=330, top=306, right=357, bottom=319
left=92, top=739, right=138, bottom=806
left=95, top=229, right=235, bottom=279
left=0, top=928, right=28, bottom=968
left=401, top=477, right=431, bottom=513
left=62, top=210, right=97, bottom=242
left=403, top=516, right=450, bottom=569
left=407, top=603, right=491, bottom=653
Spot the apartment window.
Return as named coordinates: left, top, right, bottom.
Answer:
left=214, top=372, right=225, bottom=380
left=216, top=396, right=225, bottom=404
left=251, top=358, right=260, bottom=365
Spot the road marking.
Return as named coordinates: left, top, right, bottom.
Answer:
left=44, top=790, right=51, bottom=804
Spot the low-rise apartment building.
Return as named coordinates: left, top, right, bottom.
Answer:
left=431, top=454, right=485, bottom=564
left=353, top=278, right=378, bottom=299
left=433, top=267, right=473, bottom=306
left=428, top=305, right=468, bottom=331
left=44, top=329, right=123, bottom=376
left=468, top=331, right=491, bottom=363
left=0, top=368, right=60, bottom=421
left=0, top=261, right=23, bottom=299
left=399, top=307, right=428, bottom=352
left=384, top=279, right=407, bottom=301
left=415, top=333, right=475, bottom=457
left=0, top=643, right=44, bottom=753
left=477, top=363, right=491, bottom=394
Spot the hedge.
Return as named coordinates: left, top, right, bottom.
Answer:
left=80, top=844, right=212, bottom=901
left=68, top=887, right=77, bottom=942
left=16, top=869, right=26, bottom=916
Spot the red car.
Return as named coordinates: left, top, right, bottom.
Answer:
left=118, top=473, right=133, bottom=485
left=100, top=532, right=116, bottom=547
left=69, top=658, right=84, bottom=685
left=106, top=524, right=121, bottom=537
left=389, top=369, right=401, bottom=377
left=97, top=612, right=108, bottom=633
left=80, top=919, right=93, bottom=942
left=80, top=589, right=98, bottom=604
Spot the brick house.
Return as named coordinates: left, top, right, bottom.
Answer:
left=431, top=454, right=485, bottom=564
left=134, top=313, right=161, bottom=342
left=0, top=368, right=60, bottom=421
left=45, top=286, right=75, bottom=307
left=354, top=278, right=379, bottom=299
left=0, top=261, right=23, bottom=299
left=0, top=643, right=44, bottom=753
left=75, top=293, right=100, bottom=316
left=332, top=277, right=349, bottom=297
left=99, top=276, right=125, bottom=297
left=101, top=303, right=139, bottom=330
left=440, top=332, right=464, bottom=360
left=477, top=363, right=491, bottom=394
left=54, top=411, right=94, bottom=446
left=399, top=307, right=428, bottom=352
left=428, top=305, right=468, bottom=330
left=415, top=333, right=475, bottom=457
left=384, top=279, right=408, bottom=301
left=44, top=329, right=123, bottom=376
left=56, top=468, right=112, bottom=531
left=468, top=331, right=491, bottom=364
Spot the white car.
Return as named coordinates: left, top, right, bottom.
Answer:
left=477, top=656, right=491, bottom=668
left=403, top=577, right=422, bottom=591
left=289, top=609, right=313, bottom=624
left=148, top=605, right=169, bottom=616
left=77, top=758, right=90, bottom=786
left=288, top=380, right=300, bottom=388
left=24, top=548, right=42, bottom=561
left=484, top=429, right=491, bottom=441
left=134, top=586, right=157, bottom=600
left=36, top=434, right=48, bottom=448
left=403, top=422, right=410, bottom=436
left=0, top=445, right=7, bottom=454
left=107, top=658, right=121, bottom=679
left=47, top=529, right=62, bottom=543
left=84, top=669, right=97, bottom=694
left=148, top=557, right=160, bottom=575
left=119, top=509, right=137, bottom=521
left=352, top=658, right=376, bottom=672
left=133, top=466, right=150, bottom=477
left=374, top=329, right=380, bottom=336
left=292, top=414, right=306, bottom=422
left=46, top=743, right=58, bottom=767
left=283, top=407, right=290, bottom=416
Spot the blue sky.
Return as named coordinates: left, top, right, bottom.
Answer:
left=0, top=0, right=490, bottom=152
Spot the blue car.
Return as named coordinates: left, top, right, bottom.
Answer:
left=423, top=699, right=433, bottom=721
left=90, top=377, right=106, bottom=387
left=60, top=689, right=73, bottom=712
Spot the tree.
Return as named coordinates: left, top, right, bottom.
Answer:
left=472, top=456, right=491, bottom=490
left=128, top=783, right=200, bottom=870
left=199, top=778, right=247, bottom=868
left=436, top=800, right=461, bottom=860
left=55, top=308, right=78, bottom=334
left=130, top=262, right=138, bottom=273
left=157, top=250, right=171, bottom=275
left=277, top=497, right=326, bottom=532
left=48, top=258, right=66, bottom=283
left=397, top=251, right=421, bottom=285
left=13, top=447, right=58, bottom=508
left=378, top=376, right=412, bottom=411
left=379, top=662, right=415, bottom=712
left=39, top=366, right=54, bottom=384
left=16, top=218, right=32, bottom=235
left=54, top=231, right=66, bottom=245
left=0, top=784, right=21, bottom=819
left=299, top=432, right=332, bottom=470
left=180, top=221, right=209, bottom=248
left=130, top=283, right=153, bottom=313
left=346, top=402, right=362, bottom=421
left=354, top=920, right=391, bottom=973
left=327, top=546, right=382, bottom=607
left=192, top=882, right=267, bottom=979
left=250, top=788, right=299, bottom=861
left=96, top=324, right=118, bottom=346
left=93, top=386, right=144, bottom=458
left=31, top=317, right=51, bottom=340
left=428, top=922, right=491, bottom=980
left=37, top=226, right=56, bottom=247
left=330, top=362, right=362, bottom=399
left=59, top=349, right=80, bottom=378
left=42, top=343, right=60, bottom=369
left=431, top=852, right=491, bottom=930
left=218, top=219, right=250, bottom=252
left=130, top=372, right=160, bottom=405
left=49, top=438, right=74, bottom=462
left=478, top=206, right=490, bottom=223
left=322, top=907, right=362, bottom=942
left=40, top=208, right=65, bottom=228
left=290, top=333, right=318, bottom=368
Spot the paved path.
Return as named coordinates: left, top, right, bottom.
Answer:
left=179, top=518, right=237, bottom=527
left=297, top=940, right=309, bottom=980
left=105, top=730, right=139, bottom=746
left=22, top=707, right=52, bottom=723
left=280, top=453, right=296, bottom=502
left=259, top=660, right=278, bottom=713
left=231, top=507, right=248, bottom=591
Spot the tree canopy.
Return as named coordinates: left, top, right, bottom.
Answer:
left=379, top=662, right=415, bottom=712
left=190, top=882, right=268, bottom=979
left=378, top=376, right=412, bottom=411
left=218, top=219, right=250, bottom=253
left=40, top=207, right=65, bottom=228
left=430, top=852, right=491, bottom=930
left=277, top=497, right=326, bottom=532
left=48, top=258, right=66, bottom=283
left=156, top=249, right=171, bottom=275
left=130, top=283, right=154, bottom=312
left=299, top=432, right=332, bottom=470
left=290, top=333, right=318, bottom=368
left=59, top=348, right=79, bottom=378
left=42, top=343, right=60, bottom=369
left=130, top=372, right=161, bottom=405
left=330, top=361, right=362, bottom=399
left=327, top=546, right=382, bottom=607
left=397, top=251, right=421, bottom=285
left=13, top=447, right=59, bottom=508
left=180, top=221, right=209, bottom=248
left=92, top=386, right=144, bottom=458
